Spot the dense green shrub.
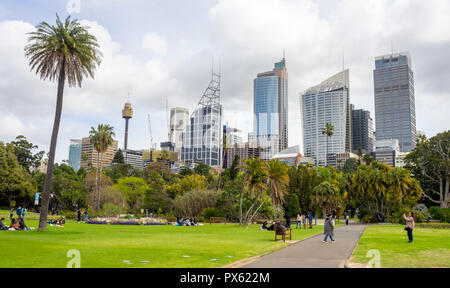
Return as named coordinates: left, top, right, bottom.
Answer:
left=429, top=207, right=450, bottom=223
left=101, top=203, right=123, bottom=217
left=202, top=207, right=222, bottom=220
left=60, top=210, right=76, bottom=220
left=390, top=209, right=425, bottom=224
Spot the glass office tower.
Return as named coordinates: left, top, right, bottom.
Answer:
left=374, top=52, right=416, bottom=152
left=301, top=70, right=351, bottom=167
left=68, top=139, right=82, bottom=171
left=254, top=58, right=288, bottom=159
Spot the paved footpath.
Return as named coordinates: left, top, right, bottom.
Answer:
left=242, top=224, right=366, bottom=268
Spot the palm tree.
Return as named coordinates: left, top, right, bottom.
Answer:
left=322, top=123, right=334, bottom=185
left=238, top=158, right=268, bottom=225
left=247, top=159, right=290, bottom=223
left=89, top=124, right=115, bottom=210
left=266, top=159, right=289, bottom=205
left=25, top=15, right=101, bottom=230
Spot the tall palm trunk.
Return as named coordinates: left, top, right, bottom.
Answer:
left=239, top=189, right=243, bottom=225
left=38, top=61, right=65, bottom=230
left=98, top=151, right=105, bottom=210
left=327, top=136, right=331, bottom=186
left=95, top=150, right=100, bottom=210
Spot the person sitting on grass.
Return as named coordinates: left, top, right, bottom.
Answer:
left=9, top=218, right=20, bottom=230
left=191, top=218, right=197, bottom=226
left=0, top=218, right=8, bottom=230
left=18, top=218, right=28, bottom=230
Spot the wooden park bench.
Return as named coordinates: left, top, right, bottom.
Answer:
left=275, top=225, right=292, bottom=242
left=209, top=217, right=227, bottom=224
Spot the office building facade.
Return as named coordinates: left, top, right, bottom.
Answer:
left=169, top=108, right=190, bottom=156
left=181, top=72, right=223, bottom=167
left=80, top=137, right=118, bottom=170
left=374, top=52, right=416, bottom=152
left=254, top=57, right=288, bottom=159
left=352, top=107, right=374, bottom=154
left=301, top=70, right=351, bottom=167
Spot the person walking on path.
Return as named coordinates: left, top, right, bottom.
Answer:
left=296, top=214, right=302, bottom=229
left=343, top=212, right=349, bottom=225
left=403, top=212, right=415, bottom=243
left=322, top=214, right=335, bottom=243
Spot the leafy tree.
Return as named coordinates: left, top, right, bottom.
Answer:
left=348, top=162, right=422, bottom=222
left=343, top=158, right=359, bottom=174
left=229, top=154, right=240, bottom=180
left=89, top=124, right=115, bottom=210
left=114, top=177, right=147, bottom=212
left=25, top=15, right=102, bottom=230
left=174, top=189, right=223, bottom=217
left=179, top=167, right=194, bottom=176
left=311, top=182, right=345, bottom=218
left=112, top=149, right=125, bottom=164
left=10, top=135, right=45, bottom=172
left=51, top=164, right=87, bottom=210
left=104, top=163, right=142, bottom=183
left=0, top=142, right=36, bottom=206
left=406, top=131, right=450, bottom=208
left=179, top=174, right=206, bottom=193
left=362, top=154, right=373, bottom=165
left=194, top=162, right=211, bottom=177
left=286, top=193, right=300, bottom=218
left=287, top=164, right=324, bottom=213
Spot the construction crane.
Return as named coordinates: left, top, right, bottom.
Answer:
left=147, top=114, right=154, bottom=151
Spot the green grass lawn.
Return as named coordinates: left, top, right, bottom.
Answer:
left=351, top=225, right=450, bottom=268
left=0, top=219, right=323, bottom=268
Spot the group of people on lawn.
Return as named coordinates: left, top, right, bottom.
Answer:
left=176, top=216, right=198, bottom=226
left=0, top=217, right=29, bottom=231
left=1, top=206, right=31, bottom=231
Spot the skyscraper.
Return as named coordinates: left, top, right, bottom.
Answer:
left=169, top=107, right=189, bottom=157
left=254, top=57, right=288, bottom=159
left=68, top=139, right=82, bottom=171
left=352, top=107, right=374, bottom=154
left=300, top=70, right=351, bottom=167
left=374, top=52, right=416, bottom=152
left=181, top=72, right=223, bottom=167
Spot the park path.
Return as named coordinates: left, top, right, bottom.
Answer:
left=241, top=224, right=366, bottom=268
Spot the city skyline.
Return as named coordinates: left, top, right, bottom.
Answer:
left=1, top=0, right=450, bottom=163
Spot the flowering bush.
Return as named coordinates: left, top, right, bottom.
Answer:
left=87, top=217, right=168, bottom=225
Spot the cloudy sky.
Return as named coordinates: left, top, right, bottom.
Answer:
left=0, top=0, right=449, bottom=162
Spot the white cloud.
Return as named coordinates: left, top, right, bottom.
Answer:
left=142, top=32, right=167, bottom=56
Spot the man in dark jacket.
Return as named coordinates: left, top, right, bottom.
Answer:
left=323, top=214, right=335, bottom=243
